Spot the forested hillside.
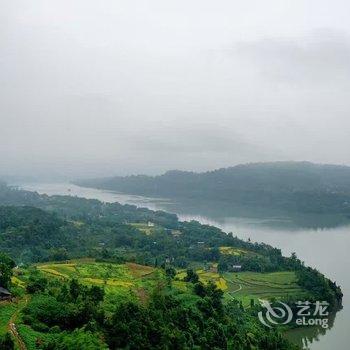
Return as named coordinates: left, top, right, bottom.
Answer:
left=0, top=183, right=343, bottom=305
left=75, top=162, right=350, bottom=215
left=0, top=183, right=343, bottom=349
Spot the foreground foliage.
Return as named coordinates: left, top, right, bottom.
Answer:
left=12, top=267, right=297, bottom=350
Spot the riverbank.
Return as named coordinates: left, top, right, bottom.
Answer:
left=17, top=182, right=350, bottom=349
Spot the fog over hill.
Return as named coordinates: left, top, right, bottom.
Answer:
left=2, top=1, right=350, bottom=179
left=75, top=161, right=350, bottom=216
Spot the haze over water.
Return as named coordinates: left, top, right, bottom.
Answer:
left=19, top=182, right=350, bottom=350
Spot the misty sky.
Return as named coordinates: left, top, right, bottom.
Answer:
left=1, top=0, right=350, bottom=179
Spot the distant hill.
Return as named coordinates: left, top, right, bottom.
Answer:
left=74, top=162, right=350, bottom=215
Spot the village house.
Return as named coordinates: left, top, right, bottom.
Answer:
left=171, top=230, right=182, bottom=237
left=0, top=287, right=12, bottom=301
left=229, top=265, right=242, bottom=272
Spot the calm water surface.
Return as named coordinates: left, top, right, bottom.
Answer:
left=19, top=183, right=350, bottom=350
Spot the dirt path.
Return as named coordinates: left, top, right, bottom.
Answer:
left=9, top=321, right=26, bottom=350
left=231, top=284, right=242, bottom=293
left=7, top=296, right=29, bottom=350
left=224, top=276, right=243, bottom=294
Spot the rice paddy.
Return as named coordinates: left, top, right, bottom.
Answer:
left=36, top=260, right=160, bottom=302
left=224, top=271, right=307, bottom=306
left=175, top=268, right=307, bottom=307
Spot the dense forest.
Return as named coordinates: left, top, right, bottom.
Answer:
left=0, top=183, right=343, bottom=349
left=75, top=162, right=350, bottom=216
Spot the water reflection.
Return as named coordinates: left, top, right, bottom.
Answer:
left=160, top=198, right=350, bottom=230
left=285, top=309, right=339, bottom=349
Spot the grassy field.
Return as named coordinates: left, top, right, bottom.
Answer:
left=0, top=297, right=29, bottom=350
left=0, top=302, right=17, bottom=336
left=23, top=261, right=308, bottom=309
left=196, top=269, right=228, bottom=291
left=36, top=260, right=161, bottom=304
left=224, top=271, right=307, bottom=306
left=17, top=324, right=53, bottom=350
left=176, top=269, right=228, bottom=291
left=176, top=269, right=307, bottom=307
left=129, top=222, right=155, bottom=235
left=219, top=246, right=255, bottom=256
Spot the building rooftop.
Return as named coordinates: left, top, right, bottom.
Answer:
left=0, top=287, right=11, bottom=295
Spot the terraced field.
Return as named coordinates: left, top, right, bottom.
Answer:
left=40, top=260, right=305, bottom=310
left=219, top=246, right=255, bottom=256
left=21, top=261, right=309, bottom=314
left=36, top=260, right=160, bottom=301
left=224, top=271, right=308, bottom=306
left=175, top=269, right=307, bottom=307
left=176, top=269, right=227, bottom=291
left=0, top=261, right=164, bottom=349
left=129, top=222, right=155, bottom=235
left=196, top=269, right=228, bottom=290
left=1, top=261, right=311, bottom=350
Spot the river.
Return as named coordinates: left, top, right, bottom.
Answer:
left=18, top=182, right=350, bottom=350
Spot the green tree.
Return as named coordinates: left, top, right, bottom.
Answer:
left=26, top=274, right=48, bottom=294
left=184, top=268, right=199, bottom=283
left=43, top=329, right=108, bottom=350
left=165, top=267, right=176, bottom=279
left=69, top=279, right=81, bottom=302
left=0, top=333, right=14, bottom=350
left=0, top=253, right=15, bottom=288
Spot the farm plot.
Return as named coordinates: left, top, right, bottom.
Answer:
left=175, top=269, right=228, bottom=291
left=219, top=246, right=255, bottom=256
left=36, top=260, right=160, bottom=301
left=129, top=223, right=155, bottom=235
left=224, top=271, right=307, bottom=306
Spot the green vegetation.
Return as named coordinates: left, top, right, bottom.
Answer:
left=0, top=254, right=340, bottom=349
left=35, top=260, right=159, bottom=305
left=75, top=161, right=350, bottom=219
left=0, top=253, right=16, bottom=289
left=0, top=303, right=17, bottom=336
left=1, top=260, right=297, bottom=349
left=219, top=246, right=253, bottom=256
left=17, top=324, right=51, bottom=350
left=0, top=183, right=343, bottom=349
left=224, top=271, right=306, bottom=306
left=129, top=222, right=156, bottom=235
left=175, top=269, right=307, bottom=307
